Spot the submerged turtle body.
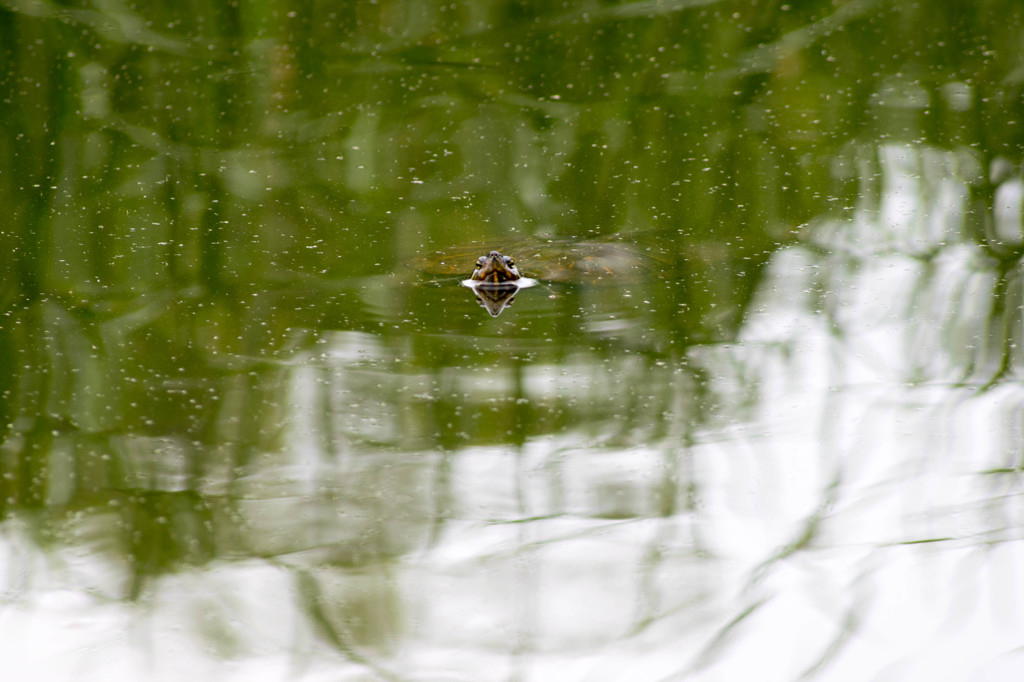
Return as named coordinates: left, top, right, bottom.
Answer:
left=410, top=237, right=658, bottom=285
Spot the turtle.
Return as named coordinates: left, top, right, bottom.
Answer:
left=408, top=237, right=660, bottom=285
left=462, top=250, right=535, bottom=317
left=471, top=250, right=521, bottom=284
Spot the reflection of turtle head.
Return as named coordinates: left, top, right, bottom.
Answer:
left=471, top=251, right=521, bottom=284
left=471, top=282, right=519, bottom=317
left=462, top=251, right=535, bottom=316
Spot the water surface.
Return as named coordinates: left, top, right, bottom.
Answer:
left=2, top=2, right=1024, bottom=681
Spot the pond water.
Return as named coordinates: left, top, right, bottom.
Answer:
left=3, top=2, right=1024, bottom=681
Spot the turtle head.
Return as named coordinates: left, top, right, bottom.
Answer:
left=471, top=250, right=521, bottom=283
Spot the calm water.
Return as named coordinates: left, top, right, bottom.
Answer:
left=3, top=2, right=1024, bottom=681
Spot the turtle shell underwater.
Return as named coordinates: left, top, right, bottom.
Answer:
left=410, top=238, right=658, bottom=284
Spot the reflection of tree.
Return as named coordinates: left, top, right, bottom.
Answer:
left=2, top=0, right=1020, bottom=302
left=2, top=0, right=1024, bottom=672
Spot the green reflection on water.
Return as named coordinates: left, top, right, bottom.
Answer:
left=2, top=0, right=1024, bottom=678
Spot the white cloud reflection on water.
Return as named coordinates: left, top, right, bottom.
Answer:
left=404, top=145, right=1024, bottom=679
left=402, top=225, right=1024, bottom=680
